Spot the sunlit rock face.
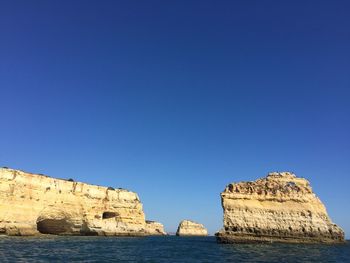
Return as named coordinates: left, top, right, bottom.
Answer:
left=216, top=172, right=345, bottom=243
left=145, top=220, right=166, bottom=235
left=176, top=220, right=208, bottom=236
left=0, top=168, right=146, bottom=236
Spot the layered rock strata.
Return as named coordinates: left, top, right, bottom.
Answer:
left=216, top=172, right=345, bottom=243
left=0, top=168, right=147, bottom=236
left=176, top=220, right=208, bottom=236
left=145, top=220, right=167, bottom=235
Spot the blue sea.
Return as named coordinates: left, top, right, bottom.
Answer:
left=0, top=236, right=349, bottom=262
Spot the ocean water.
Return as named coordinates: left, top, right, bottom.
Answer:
left=0, top=236, right=349, bottom=262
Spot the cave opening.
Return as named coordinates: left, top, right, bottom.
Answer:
left=36, top=218, right=71, bottom=235
left=102, top=212, right=117, bottom=219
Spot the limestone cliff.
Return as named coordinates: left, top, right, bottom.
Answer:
left=145, top=220, right=166, bottom=235
left=216, top=172, right=345, bottom=243
left=0, top=168, right=147, bottom=236
left=176, top=220, right=208, bottom=236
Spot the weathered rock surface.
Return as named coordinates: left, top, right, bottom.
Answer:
left=0, top=168, right=147, bottom=236
left=216, top=172, right=345, bottom=243
left=176, top=220, right=208, bottom=236
left=145, top=220, right=166, bottom=235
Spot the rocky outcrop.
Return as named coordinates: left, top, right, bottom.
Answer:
left=145, top=220, right=166, bottom=235
left=176, top=220, right=208, bottom=236
left=216, top=172, right=345, bottom=243
left=0, top=168, right=147, bottom=236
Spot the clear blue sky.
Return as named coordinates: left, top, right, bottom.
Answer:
left=1, top=1, right=349, bottom=236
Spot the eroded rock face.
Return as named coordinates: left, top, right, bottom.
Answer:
left=176, top=220, right=208, bottom=236
left=0, top=168, right=146, bottom=236
left=145, top=220, right=166, bottom=235
left=216, top=172, right=345, bottom=243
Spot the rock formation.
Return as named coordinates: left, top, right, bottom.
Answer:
left=145, top=220, right=167, bottom=235
left=0, top=168, right=148, bottom=236
left=176, top=220, right=208, bottom=236
left=216, top=172, right=345, bottom=243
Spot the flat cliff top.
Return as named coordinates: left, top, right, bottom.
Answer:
left=178, top=220, right=203, bottom=226
left=0, top=167, right=139, bottom=197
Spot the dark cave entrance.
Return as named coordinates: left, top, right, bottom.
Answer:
left=102, top=212, right=117, bottom=219
left=36, top=218, right=71, bottom=234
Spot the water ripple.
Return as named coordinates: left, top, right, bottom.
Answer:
left=0, top=236, right=349, bottom=262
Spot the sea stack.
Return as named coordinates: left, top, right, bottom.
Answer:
left=216, top=172, right=345, bottom=243
left=176, top=220, right=208, bottom=236
left=145, top=220, right=167, bottom=235
left=0, top=168, right=148, bottom=236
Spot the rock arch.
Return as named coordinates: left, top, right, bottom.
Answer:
left=37, top=218, right=72, bottom=235
left=36, top=208, right=82, bottom=235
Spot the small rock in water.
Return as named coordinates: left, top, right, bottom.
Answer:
left=176, top=220, right=208, bottom=236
